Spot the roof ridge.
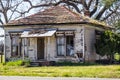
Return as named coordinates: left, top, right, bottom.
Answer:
left=61, top=6, right=81, bottom=17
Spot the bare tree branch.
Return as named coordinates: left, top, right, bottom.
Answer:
left=90, top=0, right=99, bottom=17
left=95, top=6, right=107, bottom=20
left=88, top=0, right=93, bottom=8
left=0, top=18, right=3, bottom=25
left=102, top=6, right=119, bottom=21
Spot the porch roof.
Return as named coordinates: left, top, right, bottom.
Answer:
left=21, top=29, right=56, bottom=38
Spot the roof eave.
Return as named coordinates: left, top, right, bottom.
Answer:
left=4, top=22, right=113, bottom=30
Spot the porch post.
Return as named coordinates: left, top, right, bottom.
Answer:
left=26, top=38, right=28, bottom=57
left=18, top=36, right=20, bottom=56
left=47, top=37, right=50, bottom=61
left=22, top=38, right=25, bottom=60
left=4, top=29, right=6, bottom=63
left=83, top=27, right=85, bottom=62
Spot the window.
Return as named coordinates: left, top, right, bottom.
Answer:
left=66, top=36, right=74, bottom=56
left=11, top=34, right=22, bottom=57
left=57, top=36, right=65, bottom=56
left=11, top=36, right=21, bottom=57
left=56, top=31, right=74, bottom=56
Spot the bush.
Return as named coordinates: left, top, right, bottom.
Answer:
left=23, top=60, right=30, bottom=67
left=6, top=60, right=23, bottom=66
left=114, top=53, right=120, bottom=61
left=5, top=59, right=31, bottom=67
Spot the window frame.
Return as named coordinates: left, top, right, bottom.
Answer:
left=56, top=30, right=75, bottom=57
left=56, top=36, right=66, bottom=56
left=10, top=33, right=22, bottom=57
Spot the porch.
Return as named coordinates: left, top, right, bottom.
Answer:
left=21, top=29, right=56, bottom=61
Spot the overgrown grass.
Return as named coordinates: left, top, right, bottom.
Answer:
left=0, top=64, right=119, bottom=78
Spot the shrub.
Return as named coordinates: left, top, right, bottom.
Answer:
left=114, top=53, right=120, bottom=61
left=5, top=59, right=31, bottom=67
left=23, top=60, right=30, bottom=67
left=6, top=60, right=23, bottom=66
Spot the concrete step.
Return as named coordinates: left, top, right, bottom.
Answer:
left=30, top=61, right=56, bottom=66
left=30, top=62, right=40, bottom=66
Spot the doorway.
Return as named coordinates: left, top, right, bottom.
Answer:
left=37, top=38, right=44, bottom=60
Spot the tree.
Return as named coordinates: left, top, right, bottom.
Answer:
left=95, top=30, right=120, bottom=63
left=0, top=0, right=120, bottom=26
left=0, top=0, right=22, bottom=25
left=0, top=0, right=46, bottom=25
left=25, top=0, right=120, bottom=21
left=114, top=19, right=120, bottom=30
left=106, top=10, right=120, bottom=26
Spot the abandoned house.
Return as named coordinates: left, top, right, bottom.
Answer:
left=4, top=6, right=111, bottom=63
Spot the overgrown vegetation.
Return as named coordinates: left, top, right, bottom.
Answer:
left=95, top=30, right=120, bottom=63
left=5, top=60, right=23, bottom=66
left=1, top=60, right=30, bottom=67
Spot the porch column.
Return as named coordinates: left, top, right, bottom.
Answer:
left=22, top=38, right=25, bottom=60
left=4, top=30, right=6, bottom=62
left=83, top=27, right=85, bottom=62
left=18, top=37, right=20, bottom=56
left=26, top=38, right=29, bottom=57
left=47, top=37, right=50, bottom=60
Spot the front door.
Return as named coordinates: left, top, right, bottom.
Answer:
left=37, top=38, right=44, bottom=60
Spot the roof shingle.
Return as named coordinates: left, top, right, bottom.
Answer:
left=6, top=6, right=112, bottom=29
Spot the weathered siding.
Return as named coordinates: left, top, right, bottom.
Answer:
left=28, top=38, right=37, bottom=61
left=45, top=36, right=56, bottom=61
left=84, top=27, right=96, bottom=62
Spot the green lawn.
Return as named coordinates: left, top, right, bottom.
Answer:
left=0, top=64, right=120, bottom=78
